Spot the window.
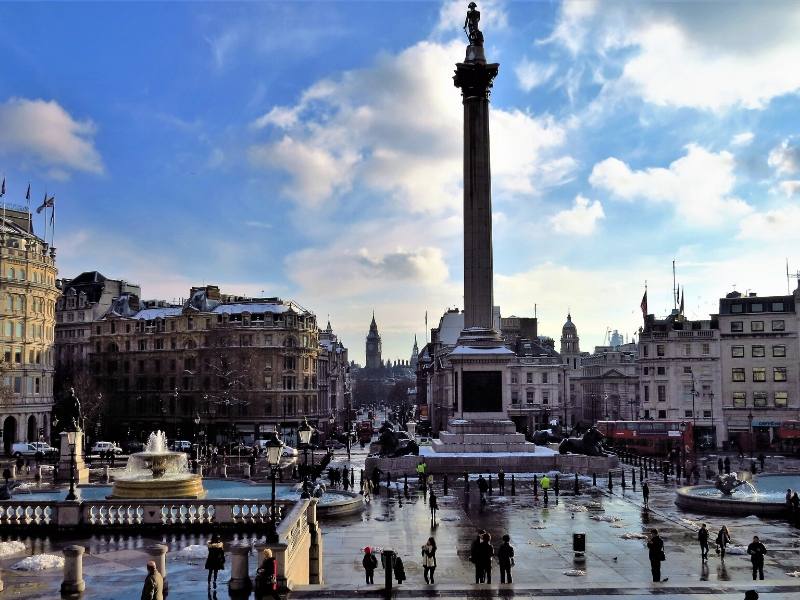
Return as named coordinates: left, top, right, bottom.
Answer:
left=772, top=302, right=785, bottom=312
left=732, top=392, right=746, bottom=407
left=732, top=368, right=745, bottom=382
left=643, top=367, right=649, bottom=375
left=775, top=392, right=788, bottom=407
left=751, top=321, right=764, bottom=332
left=751, top=303, right=763, bottom=313
left=703, top=410, right=712, bottom=418
left=656, top=344, right=665, bottom=357
left=542, top=372, right=548, bottom=384
left=154, top=338, right=164, bottom=350
left=773, top=345, right=786, bottom=357
left=542, top=390, right=549, bottom=404
left=526, top=372, right=533, bottom=384
left=771, top=320, right=785, bottom=331
left=683, top=366, right=692, bottom=374
left=752, top=368, right=766, bottom=382
left=511, top=391, right=519, bottom=404
left=657, top=385, right=666, bottom=402
left=658, top=410, right=667, bottom=419
left=731, top=304, right=743, bottom=313
left=643, top=385, right=649, bottom=403
left=731, top=321, right=743, bottom=332
left=684, top=410, right=693, bottom=417
left=774, top=367, right=787, bottom=382
left=657, top=366, right=665, bottom=375
left=526, top=391, right=534, bottom=404
left=643, top=345, right=649, bottom=357
left=683, top=344, right=691, bottom=356
left=732, top=345, right=744, bottom=358
left=138, top=340, right=147, bottom=351
left=510, top=374, right=517, bottom=384
left=753, top=391, right=767, bottom=407
left=752, top=345, right=765, bottom=358
left=702, top=343, right=710, bottom=355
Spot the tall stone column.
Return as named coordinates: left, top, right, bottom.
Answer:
left=454, top=36, right=499, bottom=333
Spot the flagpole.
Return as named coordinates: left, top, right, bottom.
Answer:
left=42, top=190, right=48, bottom=244
left=50, top=200, right=55, bottom=247
left=672, top=260, right=677, bottom=310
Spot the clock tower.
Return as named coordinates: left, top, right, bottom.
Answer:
left=365, top=312, right=382, bottom=369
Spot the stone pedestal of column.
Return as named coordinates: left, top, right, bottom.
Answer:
left=61, top=545, right=86, bottom=594
left=228, top=543, right=252, bottom=591
left=243, top=464, right=251, bottom=479
left=57, top=431, right=89, bottom=484
left=146, top=543, right=168, bottom=595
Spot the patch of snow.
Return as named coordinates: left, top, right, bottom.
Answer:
left=565, top=504, right=588, bottom=513
left=12, top=554, right=64, bottom=571
left=563, top=569, right=586, bottom=576
left=418, top=446, right=557, bottom=458
left=590, top=514, right=621, bottom=522
left=174, top=545, right=208, bottom=561
left=621, top=532, right=648, bottom=540
left=680, top=518, right=702, bottom=530
left=786, top=571, right=800, bottom=577
left=538, top=543, right=553, bottom=547
left=726, top=545, right=747, bottom=555
left=0, top=541, right=26, bottom=557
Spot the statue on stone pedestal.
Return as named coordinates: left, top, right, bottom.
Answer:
left=57, top=387, right=83, bottom=432
left=464, top=2, right=484, bottom=46
left=558, top=427, right=609, bottom=456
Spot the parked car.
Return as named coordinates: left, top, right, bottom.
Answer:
left=10, top=442, right=58, bottom=459
left=171, top=440, right=192, bottom=453
left=416, top=436, right=432, bottom=446
left=90, top=441, right=123, bottom=455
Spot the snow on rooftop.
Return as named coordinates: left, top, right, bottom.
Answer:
left=212, top=302, right=292, bottom=315
left=131, top=307, right=183, bottom=320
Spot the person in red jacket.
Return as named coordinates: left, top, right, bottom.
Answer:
left=255, top=548, right=279, bottom=600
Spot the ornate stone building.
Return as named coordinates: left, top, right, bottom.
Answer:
left=0, top=205, right=59, bottom=452
left=318, top=320, right=350, bottom=431
left=90, top=285, right=333, bottom=446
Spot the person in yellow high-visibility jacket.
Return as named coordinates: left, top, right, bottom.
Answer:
left=416, top=461, right=427, bottom=486
left=541, top=474, right=550, bottom=503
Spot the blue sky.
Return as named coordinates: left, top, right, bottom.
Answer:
left=1, top=1, right=799, bottom=363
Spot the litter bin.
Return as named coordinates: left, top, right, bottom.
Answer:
left=573, top=532, right=586, bottom=554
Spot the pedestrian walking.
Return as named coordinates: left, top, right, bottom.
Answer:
left=724, top=457, right=731, bottom=474
left=498, top=468, right=505, bottom=494
left=394, top=555, right=407, bottom=584
left=205, top=533, right=225, bottom=588
left=698, top=523, right=709, bottom=561
left=362, top=478, right=373, bottom=503
left=497, top=534, right=514, bottom=584
left=541, top=474, right=551, bottom=504
left=647, top=528, right=667, bottom=583
left=747, top=536, right=767, bottom=580
left=426, top=473, right=434, bottom=494
left=371, top=467, right=381, bottom=491
left=479, top=532, right=494, bottom=584
left=758, top=453, right=765, bottom=472
left=429, top=490, right=438, bottom=524
left=140, top=561, right=164, bottom=600
left=362, top=547, right=378, bottom=585
left=477, top=475, right=489, bottom=505
left=421, top=537, right=437, bottom=584
left=642, top=481, right=650, bottom=508
left=717, top=457, right=724, bottom=474
left=255, top=548, right=279, bottom=600
left=716, top=525, right=731, bottom=560
left=469, top=530, right=486, bottom=583
left=792, top=492, right=799, bottom=514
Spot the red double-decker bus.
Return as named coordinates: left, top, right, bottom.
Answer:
left=596, top=420, right=694, bottom=457
left=776, top=420, right=800, bottom=455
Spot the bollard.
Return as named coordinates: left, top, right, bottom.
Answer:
left=592, top=472, right=597, bottom=487
left=104, top=465, right=110, bottom=483
left=221, top=465, right=228, bottom=478
left=608, top=472, right=613, bottom=492
left=621, top=470, right=626, bottom=490
left=228, top=543, right=252, bottom=592
left=641, top=466, right=645, bottom=481
left=243, top=464, right=251, bottom=479
left=381, top=549, right=395, bottom=593
left=574, top=473, right=579, bottom=496
left=404, top=473, right=408, bottom=490
left=488, top=474, right=493, bottom=495
left=443, top=474, right=449, bottom=496
left=360, top=469, right=365, bottom=488
left=61, top=545, right=86, bottom=594
left=198, top=465, right=203, bottom=478
left=464, top=472, right=469, bottom=492
left=511, top=474, right=516, bottom=496
left=533, top=475, right=539, bottom=498
left=663, top=462, right=669, bottom=484
left=554, top=474, right=560, bottom=497
left=350, top=468, right=355, bottom=488
left=146, top=543, right=169, bottom=596
left=632, top=468, right=636, bottom=487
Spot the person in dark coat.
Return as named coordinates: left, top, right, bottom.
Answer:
left=393, top=555, right=407, bottom=584
left=744, top=590, right=759, bottom=600
left=647, top=529, right=667, bottom=583
left=758, top=453, right=765, bottom=472
left=477, top=475, right=489, bottom=505
left=497, top=534, right=514, bottom=584
left=724, top=456, right=731, bottom=473
left=498, top=468, right=505, bottom=494
left=716, top=525, right=731, bottom=560
left=479, top=532, right=494, bottom=584
left=469, top=530, right=486, bottom=583
left=642, top=481, right=650, bottom=508
left=747, top=536, right=767, bottom=580
left=362, top=547, right=378, bottom=584
left=698, top=523, right=709, bottom=562
left=429, top=490, right=438, bottom=524
left=717, top=457, right=724, bottom=474
left=255, top=548, right=279, bottom=600
left=204, top=534, right=225, bottom=588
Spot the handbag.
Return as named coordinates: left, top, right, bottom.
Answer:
left=659, top=551, right=666, bottom=561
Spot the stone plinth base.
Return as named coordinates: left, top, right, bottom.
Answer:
left=56, top=430, right=89, bottom=484
left=432, top=419, right=535, bottom=453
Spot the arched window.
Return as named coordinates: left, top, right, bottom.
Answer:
left=8, top=268, right=14, bottom=279
left=285, top=336, right=296, bottom=348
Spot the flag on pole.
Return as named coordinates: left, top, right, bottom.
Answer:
left=640, top=290, right=648, bottom=317
left=25, top=184, right=30, bottom=201
left=36, top=194, right=54, bottom=214
left=0, top=177, right=5, bottom=197
left=50, top=200, right=55, bottom=226
left=680, top=287, right=685, bottom=314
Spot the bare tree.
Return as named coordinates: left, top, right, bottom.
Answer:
left=199, top=330, right=262, bottom=416
left=0, top=358, right=14, bottom=406
left=54, top=359, right=105, bottom=435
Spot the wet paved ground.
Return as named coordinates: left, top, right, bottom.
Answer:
left=0, top=446, right=798, bottom=598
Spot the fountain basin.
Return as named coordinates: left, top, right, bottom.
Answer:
left=676, top=474, right=800, bottom=516
left=109, top=474, right=205, bottom=499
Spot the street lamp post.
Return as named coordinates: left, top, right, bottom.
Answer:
left=298, top=417, right=315, bottom=480
left=678, top=421, right=687, bottom=483
left=748, top=410, right=754, bottom=460
left=193, top=412, right=201, bottom=462
left=65, top=431, right=78, bottom=501
left=265, top=429, right=284, bottom=543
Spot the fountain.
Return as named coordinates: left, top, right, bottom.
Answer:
left=676, top=472, right=799, bottom=516
left=110, top=431, right=205, bottom=499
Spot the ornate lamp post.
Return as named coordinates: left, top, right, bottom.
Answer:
left=193, top=412, right=201, bottom=462
left=298, top=416, right=316, bottom=478
left=65, top=431, right=78, bottom=501
left=265, top=429, right=284, bottom=543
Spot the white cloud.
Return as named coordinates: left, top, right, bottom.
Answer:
left=768, top=138, right=800, bottom=176
left=249, top=40, right=570, bottom=212
left=0, top=98, right=103, bottom=176
left=356, top=246, right=449, bottom=285
left=589, top=144, right=751, bottom=225
left=731, top=132, right=755, bottom=148
left=547, top=1, right=800, bottom=111
left=739, top=204, right=800, bottom=240
left=514, top=58, right=556, bottom=92
left=778, top=180, right=800, bottom=197
left=550, top=195, right=604, bottom=235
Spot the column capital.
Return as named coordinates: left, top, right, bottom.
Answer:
left=453, top=60, right=499, bottom=102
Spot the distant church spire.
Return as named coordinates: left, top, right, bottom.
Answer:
left=366, top=312, right=382, bottom=369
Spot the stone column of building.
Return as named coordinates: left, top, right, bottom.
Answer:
left=453, top=7, right=499, bottom=333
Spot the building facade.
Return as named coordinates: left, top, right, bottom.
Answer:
left=90, top=285, right=334, bottom=446
left=318, top=320, right=350, bottom=432
left=638, top=310, right=722, bottom=448
left=0, top=206, right=59, bottom=453
left=717, top=288, right=800, bottom=451
left=573, top=343, right=639, bottom=426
